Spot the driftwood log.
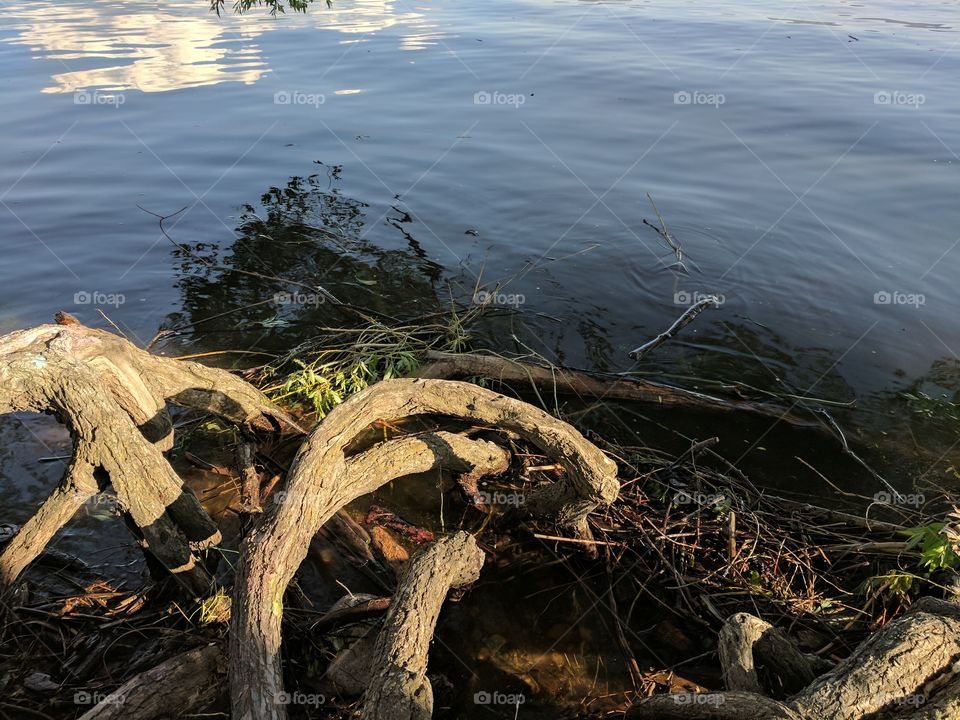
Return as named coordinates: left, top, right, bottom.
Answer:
left=0, top=320, right=295, bottom=594
left=627, top=597, right=960, bottom=720
left=362, top=532, right=485, bottom=720
left=230, top=378, right=619, bottom=720
left=417, top=350, right=819, bottom=428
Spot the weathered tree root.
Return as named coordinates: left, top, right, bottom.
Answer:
left=230, top=378, right=619, bottom=720
left=77, top=644, right=226, bottom=720
left=719, top=613, right=832, bottom=699
left=627, top=597, right=960, bottom=720
left=362, top=532, right=485, bottom=720
left=0, top=321, right=295, bottom=594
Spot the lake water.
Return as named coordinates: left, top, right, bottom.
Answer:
left=0, top=0, right=958, bottom=712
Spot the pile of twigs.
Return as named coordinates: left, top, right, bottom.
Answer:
left=580, top=437, right=948, bottom=670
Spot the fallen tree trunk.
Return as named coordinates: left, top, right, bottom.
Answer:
left=627, top=597, right=960, bottom=720
left=77, top=644, right=226, bottom=720
left=0, top=320, right=296, bottom=594
left=416, top=350, right=819, bottom=428
left=362, top=532, right=485, bottom=720
left=230, top=378, right=619, bottom=720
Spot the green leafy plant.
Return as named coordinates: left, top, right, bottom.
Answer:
left=864, top=570, right=919, bottom=596
left=900, top=522, right=959, bottom=572
left=259, top=306, right=479, bottom=419
left=266, top=348, right=419, bottom=419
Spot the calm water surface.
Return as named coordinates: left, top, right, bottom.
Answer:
left=2, top=0, right=960, bottom=515
left=0, top=0, right=959, bottom=709
left=2, top=1, right=959, bottom=525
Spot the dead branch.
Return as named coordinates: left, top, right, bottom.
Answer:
left=629, top=296, right=718, bottom=360
left=625, top=692, right=800, bottom=720
left=417, top=350, right=818, bottom=428
left=719, top=613, right=831, bottom=699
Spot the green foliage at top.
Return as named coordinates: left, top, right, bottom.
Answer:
left=211, top=0, right=318, bottom=15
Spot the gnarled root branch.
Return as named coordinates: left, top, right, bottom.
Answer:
left=719, top=612, right=831, bottom=699
left=362, top=532, right=485, bottom=720
left=0, top=321, right=294, bottom=594
left=230, top=378, right=618, bottom=720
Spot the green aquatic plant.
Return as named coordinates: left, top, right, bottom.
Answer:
left=864, top=512, right=960, bottom=598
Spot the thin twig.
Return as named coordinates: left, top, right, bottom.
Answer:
left=644, top=192, right=685, bottom=270
left=629, top=296, right=719, bottom=360
left=815, top=409, right=899, bottom=496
